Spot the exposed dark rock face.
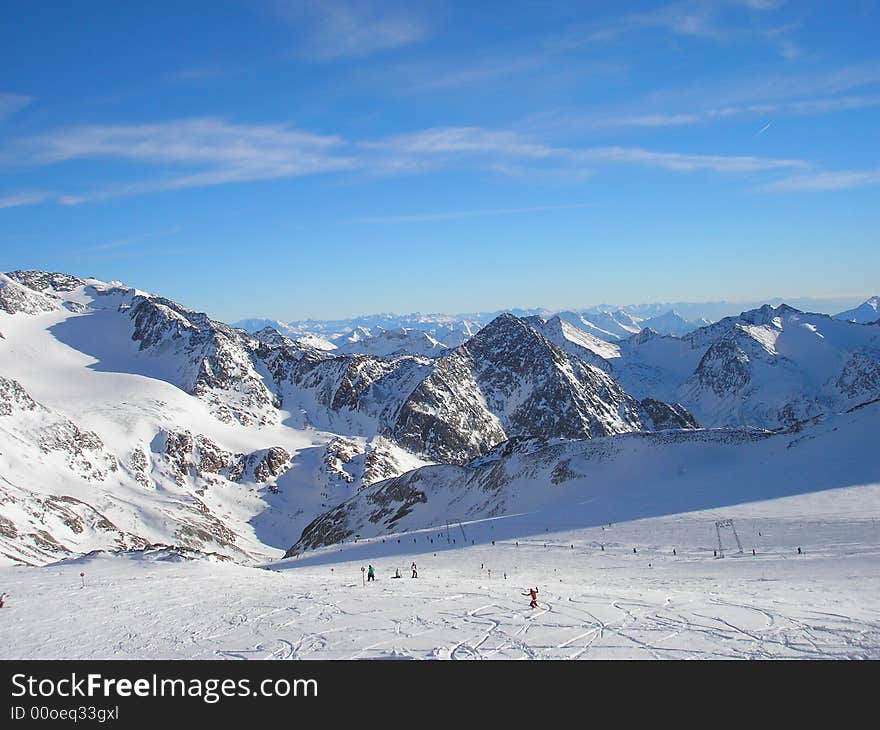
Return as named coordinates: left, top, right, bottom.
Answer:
left=256, top=335, right=431, bottom=430
left=286, top=469, right=431, bottom=556
left=0, top=275, right=59, bottom=315
left=164, top=431, right=196, bottom=482
left=286, top=504, right=357, bottom=555
left=691, top=335, right=754, bottom=397
left=323, top=437, right=361, bottom=484
left=639, top=398, right=699, bottom=430
left=390, top=313, right=645, bottom=464
left=126, top=296, right=278, bottom=426
left=246, top=447, right=292, bottom=483
left=7, top=270, right=85, bottom=292
left=160, top=429, right=290, bottom=485
left=362, top=444, right=404, bottom=488
left=0, top=376, right=39, bottom=415
left=38, top=421, right=118, bottom=482
left=836, top=352, right=880, bottom=399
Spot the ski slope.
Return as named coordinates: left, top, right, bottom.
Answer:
left=1, top=481, right=878, bottom=660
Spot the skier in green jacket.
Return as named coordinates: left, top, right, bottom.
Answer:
left=367, top=565, right=375, bottom=582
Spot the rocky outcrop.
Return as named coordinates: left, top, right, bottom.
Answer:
left=836, top=352, right=880, bottom=399
left=639, top=398, right=699, bottom=430
left=0, top=376, right=39, bottom=415
left=160, top=429, right=290, bottom=486
left=256, top=336, right=432, bottom=431
left=390, top=314, right=645, bottom=463
left=7, top=270, right=86, bottom=293
left=126, top=295, right=279, bottom=426
left=0, top=274, right=60, bottom=315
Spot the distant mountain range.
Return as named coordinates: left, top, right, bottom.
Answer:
left=234, top=296, right=878, bottom=356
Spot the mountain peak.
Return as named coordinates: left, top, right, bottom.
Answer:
left=835, top=296, right=880, bottom=323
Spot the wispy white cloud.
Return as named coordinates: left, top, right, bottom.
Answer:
left=353, top=203, right=593, bottom=224
left=557, top=93, right=880, bottom=132
left=0, top=93, right=33, bottom=123
left=577, top=145, right=806, bottom=172
left=75, top=227, right=183, bottom=253
left=646, top=63, right=880, bottom=110
left=737, top=0, right=786, bottom=9
left=269, top=0, right=429, bottom=61
left=366, top=127, right=557, bottom=159
left=557, top=0, right=795, bottom=56
left=368, top=126, right=808, bottom=173
left=9, top=119, right=815, bottom=204
left=594, top=112, right=704, bottom=128
left=402, top=56, right=547, bottom=92
left=24, top=118, right=355, bottom=202
left=762, top=169, right=880, bottom=192
left=0, top=191, right=50, bottom=209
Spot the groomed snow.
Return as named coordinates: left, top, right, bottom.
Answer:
left=1, top=481, right=877, bottom=659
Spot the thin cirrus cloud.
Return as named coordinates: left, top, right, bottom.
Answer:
left=353, top=203, right=594, bottom=224
left=75, top=227, right=184, bottom=254
left=0, top=191, right=50, bottom=209
left=7, top=119, right=821, bottom=205
left=369, top=126, right=808, bottom=173
left=556, top=0, right=796, bottom=56
left=642, top=63, right=880, bottom=112
left=269, top=0, right=429, bottom=61
left=761, top=169, right=880, bottom=192
left=584, top=95, right=880, bottom=129
left=23, top=118, right=356, bottom=202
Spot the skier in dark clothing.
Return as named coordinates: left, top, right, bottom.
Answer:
left=411, top=562, right=418, bottom=578
left=0, top=593, right=5, bottom=608
left=528, top=587, right=538, bottom=608
left=367, top=565, right=375, bottom=582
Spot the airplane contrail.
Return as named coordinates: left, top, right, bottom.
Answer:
left=757, top=121, right=773, bottom=136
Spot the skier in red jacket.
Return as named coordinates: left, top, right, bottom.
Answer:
left=528, top=587, right=538, bottom=608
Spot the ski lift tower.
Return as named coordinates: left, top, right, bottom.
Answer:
left=715, top=519, right=744, bottom=558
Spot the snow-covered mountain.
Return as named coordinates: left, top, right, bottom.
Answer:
left=335, top=327, right=449, bottom=357
left=230, top=318, right=299, bottom=337
left=3, top=270, right=877, bottom=572
left=288, top=399, right=880, bottom=554
left=835, top=296, right=880, bottom=324
left=589, top=304, right=880, bottom=430
left=556, top=309, right=642, bottom=342
left=639, top=310, right=709, bottom=337
left=522, top=314, right=619, bottom=367
left=0, top=272, right=400, bottom=565
left=235, top=312, right=483, bottom=353
left=389, top=313, right=693, bottom=464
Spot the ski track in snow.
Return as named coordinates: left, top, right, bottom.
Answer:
left=2, top=501, right=879, bottom=660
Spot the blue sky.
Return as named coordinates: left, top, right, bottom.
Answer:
left=1, top=0, right=878, bottom=321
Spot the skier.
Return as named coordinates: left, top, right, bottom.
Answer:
left=367, top=565, right=375, bottom=582
left=392, top=568, right=401, bottom=579
left=528, top=587, right=538, bottom=609
left=0, top=593, right=5, bottom=608
left=411, top=562, right=418, bottom=578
